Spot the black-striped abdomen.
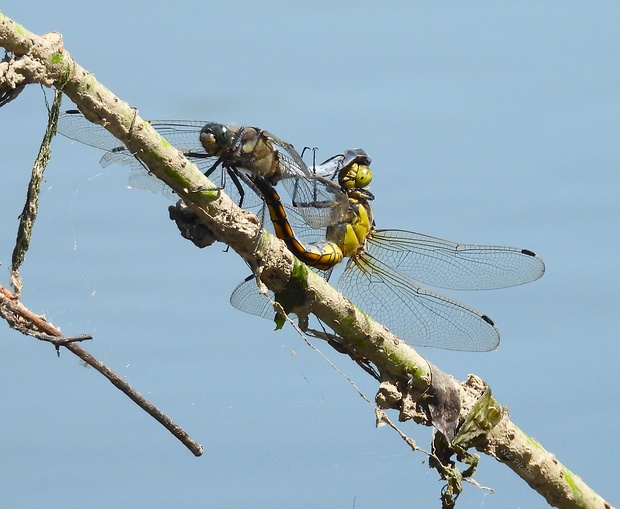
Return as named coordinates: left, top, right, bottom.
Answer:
left=253, top=176, right=345, bottom=270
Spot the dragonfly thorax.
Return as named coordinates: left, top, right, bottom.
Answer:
left=236, top=128, right=279, bottom=179
left=326, top=197, right=373, bottom=258
left=200, top=124, right=280, bottom=181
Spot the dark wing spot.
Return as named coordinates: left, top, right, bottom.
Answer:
left=482, top=314, right=495, bottom=326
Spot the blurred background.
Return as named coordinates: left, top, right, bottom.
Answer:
left=1, top=2, right=618, bottom=508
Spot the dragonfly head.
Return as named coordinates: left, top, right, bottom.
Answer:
left=337, top=148, right=373, bottom=190
left=200, top=122, right=233, bottom=156
left=340, top=162, right=373, bottom=190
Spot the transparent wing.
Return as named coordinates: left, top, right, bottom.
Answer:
left=230, top=276, right=278, bottom=320
left=281, top=174, right=348, bottom=228
left=57, top=111, right=136, bottom=151
left=231, top=260, right=333, bottom=320
left=338, top=253, right=500, bottom=352
left=365, top=230, right=545, bottom=291
left=312, top=150, right=371, bottom=180
left=277, top=199, right=339, bottom=245
left=312, top=155, right=343, bottom=179
left=268, top=138, right=348, bottom=228
left=58, top=111, right=212, bottom=160
left=231, top=255, right=498, bottom=351
left=263, top=133, right=310, bottom=178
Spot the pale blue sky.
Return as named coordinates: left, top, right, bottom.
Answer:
left=1, top=3, right=618, bottom=508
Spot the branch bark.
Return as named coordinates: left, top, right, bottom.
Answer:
left=0, top=12, right=613, bottom=509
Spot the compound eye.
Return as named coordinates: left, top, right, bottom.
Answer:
left=355, top=166, right=373, bottom=188
left=200, top=123, right=232, bottom=155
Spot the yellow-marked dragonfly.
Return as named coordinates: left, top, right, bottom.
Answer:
left=57, top=110, right=349, bottom=228
left=231, top=152, right=545, bottom=352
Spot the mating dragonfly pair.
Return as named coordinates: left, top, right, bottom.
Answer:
left=57, top=110, right=545, bottom=352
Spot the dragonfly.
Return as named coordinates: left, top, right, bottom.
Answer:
left=56, top=110, right=350, bottom=228
left=230, top=160, right=546, bottom=352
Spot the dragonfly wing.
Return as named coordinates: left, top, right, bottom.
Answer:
left=266, top=137, right=348, bottom=228
left=366, top=230, right=545, bottom=290
left=337, top=253, right=500, bottom=352
left=58, top=112, right=210, bottom=151
left=57, top=110, right=125, bottom=150
left=280, top=203, right=334, bottom=244
left=268, top=135, right=311, bottom=177
left=58, top=112, right=173, bottom=198
left=281, top=174, right=349, bottom=228
left=230, top=272, right=330, bottom=317
left=313, top=149, right=371, bottom=180
left=313, top=155, right=344, bottom=180
left=230, top=276, right=278, bottom=319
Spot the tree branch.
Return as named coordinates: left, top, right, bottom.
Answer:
left=0, top=12, right=612, bottom=509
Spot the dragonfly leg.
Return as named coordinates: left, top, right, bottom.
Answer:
left=227, top=168, right=248, bottom=209
left=300, top=146, right=319, bottom=172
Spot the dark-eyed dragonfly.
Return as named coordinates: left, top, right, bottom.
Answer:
left=231, top=153, right=546, bottom=352
left=56, top=110, right=349, bottom=228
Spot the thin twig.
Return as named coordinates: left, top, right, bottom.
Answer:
left=36, top=333, right=93, bottom=356
left=10, top=87, right=62, bottom=295
left=0, top=284, right=204, bottom=456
